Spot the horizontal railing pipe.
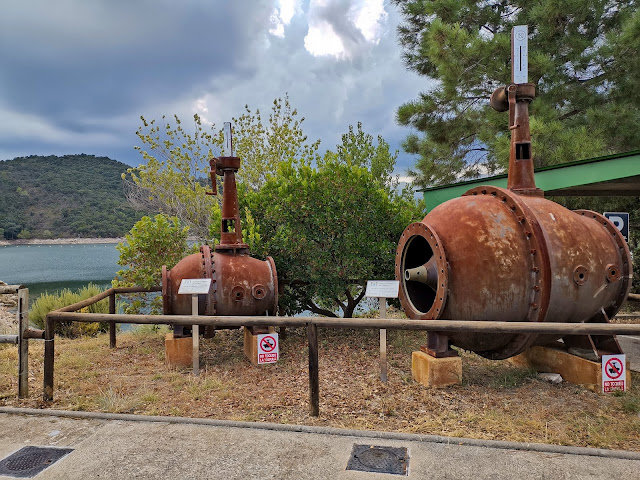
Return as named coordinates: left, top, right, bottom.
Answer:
left=0, top=335, right=18, bottom=344
left=24, top=329, right=44, bottom=340
left=44, top=312, right=640, bottom=335
left=52, top=285, right=162, bottom=313
left=627, top=293, right=640, bottom=303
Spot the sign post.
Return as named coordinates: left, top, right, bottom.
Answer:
left=365, top=280, right=400, bottom=383
left=178, top=278, right=212, bottom=376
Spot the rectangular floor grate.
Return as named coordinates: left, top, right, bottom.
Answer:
left=0, top=446, right=73, bottom=478
left=346, top=444, right=409, bottom=476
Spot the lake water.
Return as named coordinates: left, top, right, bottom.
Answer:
left=0, top=244, right=120, bottom=298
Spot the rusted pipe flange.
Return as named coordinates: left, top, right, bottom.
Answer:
left=574, top=210, right=632, bottom=317
left=396, top=222, right=449, bottom=319
left=573, top=265, right=588, bottom=286
left=266, top=256, right=278, bottom=315
left=462, top=186, right=552, bottom=359
left=215, top=156, right=241, bottom=173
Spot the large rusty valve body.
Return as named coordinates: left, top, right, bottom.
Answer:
left=396, top=186, right=631, bottom=359
left=162, top=245, right=278, bottom=318
left=396, top=30, right=631, bottom=360
left=162, top=150, right=278, bottom=331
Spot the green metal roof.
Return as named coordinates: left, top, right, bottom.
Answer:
left=421, top=150, right=640, bottom=211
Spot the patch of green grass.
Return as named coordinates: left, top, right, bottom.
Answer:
left=490, top=367, right=538, bottom=388
left=141, top=392, right=160, bottom=403
left=615, top=391, right=640, bottom=414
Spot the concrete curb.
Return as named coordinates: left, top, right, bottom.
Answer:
left=1, top=407, right=640, bottom=461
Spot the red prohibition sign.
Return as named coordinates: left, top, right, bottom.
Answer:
left=260, top=335, right=277, bottom=353
left=605, top=358, right=624, bottom=379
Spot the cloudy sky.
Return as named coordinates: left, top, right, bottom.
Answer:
left=0, top=0, right=428, bottom=177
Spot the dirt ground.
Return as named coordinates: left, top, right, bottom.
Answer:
left=1, top=325, right=639, bottom=452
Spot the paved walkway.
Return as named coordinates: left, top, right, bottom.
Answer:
left=0, top=408, right=639, bottom=479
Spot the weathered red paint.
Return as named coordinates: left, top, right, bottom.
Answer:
left=396, top=82, right=632, bottom=360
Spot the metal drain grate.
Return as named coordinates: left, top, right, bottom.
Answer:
left=346, top=444, right=409, bottom=476
left=0, top=446, right=73, bottom=478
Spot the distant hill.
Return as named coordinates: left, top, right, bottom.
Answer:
left=0, top=154, right=145, bottom=239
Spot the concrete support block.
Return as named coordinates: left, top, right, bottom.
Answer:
left=510, top=345, right=632, bottom=393
left=243, top=326, right=275, bottom=366
left=165, top=333, right=192, bottom=367
left=412, top=350, right=462, bottom=387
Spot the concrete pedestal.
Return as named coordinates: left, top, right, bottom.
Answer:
left=412, top=351, right=462, bottom=387
left=510, top=345, right=632, bottom=393
left=243, top=326, right=275, bottom=366
left=165, top=333, right=192, bottom=367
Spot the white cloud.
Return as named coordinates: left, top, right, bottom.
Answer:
left=304, top=19, right=346, bottom=57
left=352, top=0, right=386, bottom=43
left=304, top=0, right=388, bottom=58
left=269, top=0, right=302, bottom=38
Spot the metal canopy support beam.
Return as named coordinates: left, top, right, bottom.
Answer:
left=422, top=150, right=640, bottom=211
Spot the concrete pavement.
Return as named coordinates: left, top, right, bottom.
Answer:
left=618, top=335, right=640, bottom=372
left=0, top=408, right=639, bottom=479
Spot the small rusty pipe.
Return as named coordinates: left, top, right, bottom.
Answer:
left=506, top=84, right=539, bottom=194
left=404, top=257, right=438, bottom=290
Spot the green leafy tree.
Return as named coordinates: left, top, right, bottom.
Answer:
left=113, top=214, right=194, bottom=313
left=320, top=121, right=402, bottom=194
left=124, top=95, right=320, bottom=239
left=125, top=114, right=221, bottom=239
left=228, top=95, right=321, bottom=190
left=244, top=123, right=423, bottom=317
left=393, top=0, right=640, bottom=187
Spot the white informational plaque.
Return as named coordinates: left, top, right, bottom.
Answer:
left=512, top=25, right=528, bottom=84
left=365, top=280, right=399, bottom=298
left=223, top=122, right=233, bottom=156
left=178, top=278, right=212, bottom=295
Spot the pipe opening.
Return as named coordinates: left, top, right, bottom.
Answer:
left=402, top=235, right=437, bottom=315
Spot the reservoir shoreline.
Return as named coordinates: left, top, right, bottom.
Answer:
left=0, top=237, right=124, bottom=246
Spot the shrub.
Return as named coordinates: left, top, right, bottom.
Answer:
left=30, top=283, right=110, bottom=337
left=113, top=214, right=194, bottom=314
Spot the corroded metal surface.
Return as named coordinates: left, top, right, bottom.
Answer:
left=397, top=182, right=632, bottom=360
left=396, top=42, right=632, bottom=359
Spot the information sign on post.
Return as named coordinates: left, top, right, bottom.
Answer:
left=365, top=280, right=399, bottom=384
left=178, top=278, right=212, bottom=376
left=257, top=333, right=279, bottom=364
left=178, top=279, right=212, bottom=295
left=365, top=280, right=399, bottom=299
left=602, top=354, right=626, bottom=393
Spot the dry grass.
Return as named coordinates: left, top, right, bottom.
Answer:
left=1, top=326, right=639, bottom=451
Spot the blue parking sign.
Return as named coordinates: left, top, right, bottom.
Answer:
left=604, top=212, right=629, bottom=243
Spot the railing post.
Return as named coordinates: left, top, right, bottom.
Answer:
left=307, top=322, right=319, bottom=417
left=109, top=292, right=116, bottom=348
left=17, top=288, right=29, bottom=398
left=379, top=297, right=387, bottom=383
left=43, top=314, right=54, bottom=401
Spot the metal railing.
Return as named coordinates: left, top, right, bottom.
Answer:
left=36, top=285, right=640, bottom=416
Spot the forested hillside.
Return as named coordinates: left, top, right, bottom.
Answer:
left=0, top=154, right=145, bottom=239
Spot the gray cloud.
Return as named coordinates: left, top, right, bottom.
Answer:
left=0, top=0, right=429, bottom=175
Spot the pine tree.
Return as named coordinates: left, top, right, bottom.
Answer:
left=393, top=0, right=640, bottom=187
